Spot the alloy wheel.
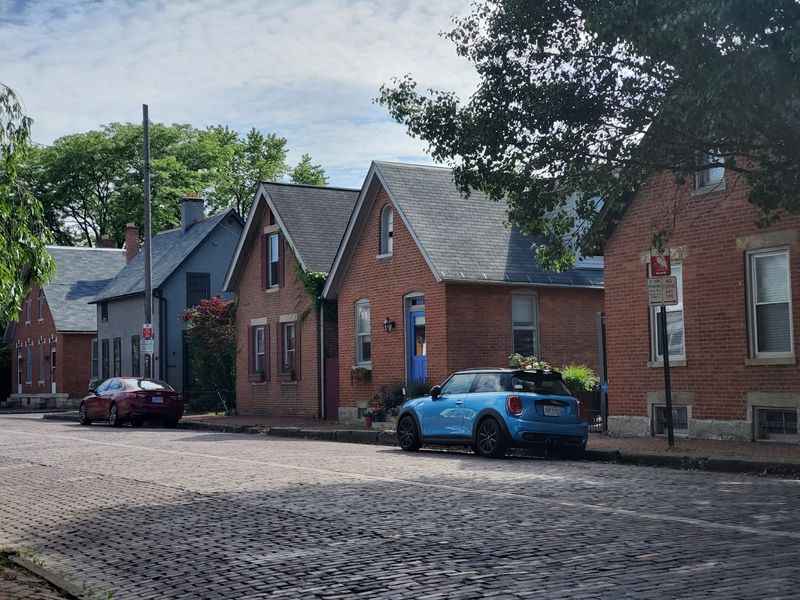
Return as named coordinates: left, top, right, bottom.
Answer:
left=108, top=404, right=119, bottom=427
left=477, top=418, right=504, bottom=457
left=397, top=416, right=420, bottom=451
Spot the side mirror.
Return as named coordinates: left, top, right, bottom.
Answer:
left=88, top=381, right=98, bottom=393
left=430, top=385, right=442, bottom=400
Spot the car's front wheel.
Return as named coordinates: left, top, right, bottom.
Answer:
left=78, top=403, right=91, bottom=426
left=474, top=417, right=507, bottom=458
left=397, top=415, right=421, bottom=452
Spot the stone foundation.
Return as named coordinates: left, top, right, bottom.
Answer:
left=3, top=393, right=77, bottom=410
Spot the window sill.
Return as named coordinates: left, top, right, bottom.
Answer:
left=353, top=364, right=372, bottom=371
left=745, top=356, right=796, bottom=366
left=376, top=253, right=393, bottom=260
left=265, top=287, right=280, bottom=295
left=280, top=380, right=298, bottom=387
left=647, top=359, right=687, bottom=368
left=692, top=181, right=726, bottom=196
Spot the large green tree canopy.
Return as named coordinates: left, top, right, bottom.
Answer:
left=379, top=1, right=800, bottom=269
left=25, top=123, right=327, bottom=247
left=0, top=83, right=53, bottom=322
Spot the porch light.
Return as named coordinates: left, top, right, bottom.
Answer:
left=383, top=317, right=396, bottom=333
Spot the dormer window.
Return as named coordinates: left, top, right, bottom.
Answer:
left=379, top=205, right=394, bottom=256
left=695, top=152, right=725, bottom=192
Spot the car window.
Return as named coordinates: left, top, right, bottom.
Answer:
left=472, top=373, right=505, bottom=393
left=108, top=379, right=123, bottom=392
left=134, top=380, right=173, bottom=391
left=511, top=374, right=571, bottom=396
left=95, top=380, right=110, bottom=394
left=441, top=373, right=475, bottom=395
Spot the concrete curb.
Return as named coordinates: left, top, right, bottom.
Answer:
left=40, top=412, right=800, bottom=476
left=10, top=554, right=86, bottom=599
left=0, top=408, right=74, bottom=415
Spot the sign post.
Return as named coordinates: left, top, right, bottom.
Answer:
left=142, top=323, right=154, bottom=354
left=142, top=105, right=154, bottom=378
left=648, top=250, right=676, bottom=447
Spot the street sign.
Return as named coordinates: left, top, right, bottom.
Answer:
left=650, top=250, right=671, bottom=277
left=142, top=323, right=154, bottom=354
left=647, top=276, right=678, bottom=306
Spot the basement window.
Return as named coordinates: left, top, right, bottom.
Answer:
left=653, top=405, right=689, bottom=436
left=755, top=408, right=799, bottom=443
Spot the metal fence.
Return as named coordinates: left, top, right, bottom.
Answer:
left=579, top=389, right=607, bottom=433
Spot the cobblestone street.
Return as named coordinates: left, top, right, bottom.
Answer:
left=1, top=415, right=798, bottom=599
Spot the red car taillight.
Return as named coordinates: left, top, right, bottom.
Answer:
left=506, top=395, right=523, bottom=416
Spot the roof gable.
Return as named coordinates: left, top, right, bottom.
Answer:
left=224, top=183, right=359, bottom=291
left=93, top=208, right=240, bottom=303
left=43, top=246, right=127, bottom=332
left=323, top=161, right=604, bottom=298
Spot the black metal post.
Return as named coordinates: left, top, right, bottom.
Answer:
left=659, top=305, right=675, bottom=447
left=143, top=104, right=153, bottom=378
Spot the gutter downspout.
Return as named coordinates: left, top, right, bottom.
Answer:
left=155, top=291, right=167, bottom=382
left=319, top=302, right=325, bottom=419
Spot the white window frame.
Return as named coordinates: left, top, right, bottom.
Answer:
left=254, top=325, right=266, bottom=374
left=281, top=322, right=296, bottom=374
left=650, top=262, right=686, bottom=362
left=24, top=299, right=31, bottom=325
left=268, top=233, right=280, bottom=288
left=25, top=346, right=32, bottom=384
left=747, top=248, right=794, bottom=360
left=38, top=344, right=46, bottom=384
left=378, top=205, right=394, bottom=257
left=511, top=293, right=540, bottom=356
left=695, top=152, right=725, bottom=192
left=355, top=299, right=372, bottom=367
left=37, top=289, right=45, bottom=321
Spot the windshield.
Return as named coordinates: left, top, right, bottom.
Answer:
left=509, top=373, right=571, bottom=396
left=124, top=379, right=174, bottom=391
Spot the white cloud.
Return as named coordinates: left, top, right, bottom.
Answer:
left=0, top=0, right=477, bottom=187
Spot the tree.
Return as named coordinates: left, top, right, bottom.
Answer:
left=379, top=1, right=800, bottom=269
left=290, top=153, right=328, bottom=186
left=182, top=298, right=237, bottom=413
left=0, top=83, right=53, bottom=322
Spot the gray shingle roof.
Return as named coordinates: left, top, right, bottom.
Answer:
left=92, top=209, right=237, bottom=303
left=374, top=161, right=604, bottom=287
left=264, top=183, right=360, bottom=273
left=44, top=246, right=127, bottom=332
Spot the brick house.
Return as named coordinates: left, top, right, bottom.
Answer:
left=4, top=246, right=126, bottom=408
left=223, top=183, right=359, bottom=417
left=605, top=163, right=800, bottom=443
left=322, top=161, right=605, bottom=422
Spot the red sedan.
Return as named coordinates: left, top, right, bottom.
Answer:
left=79, top=378, right=183, bottom=427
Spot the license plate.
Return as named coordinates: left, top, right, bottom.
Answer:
left=151, top=396, right=163, bottom=404
left=543, top=405, right=562, bottom=417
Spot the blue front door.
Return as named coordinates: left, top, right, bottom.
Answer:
left=407, top=302, right=427, bottom=384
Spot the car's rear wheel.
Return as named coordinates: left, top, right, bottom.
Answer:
left=163, top=417, right=179, bottom=429
left=474, top=417, right=507, bottom=458
left=397, top=415, right=421, bottom=452
left=108, top=403, right=121, bottom=428
left=78, top=403, right=91, bottom=426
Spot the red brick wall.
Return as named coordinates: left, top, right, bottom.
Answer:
left=337, top=188, right=447, bottom=410
left=234, top=205, right=321, bottom=417
left=605, top=170, right=800, bottom=422
left=10, top=285, right=93, bottom=399
left=446, top=284, right=603, bottom=375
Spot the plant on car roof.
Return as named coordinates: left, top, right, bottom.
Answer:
left=560, top=364, right=599, bottom=396
left=508, top=353, right=552, bottom=371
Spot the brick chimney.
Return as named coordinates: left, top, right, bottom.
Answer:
left=125, top=223, right=139, bottom=263
left=181, top=195, right=205, bottom=231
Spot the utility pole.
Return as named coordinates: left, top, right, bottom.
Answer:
left=142, top=104, right=154, bottom=378
left=660, top=305, right=675, bottom=447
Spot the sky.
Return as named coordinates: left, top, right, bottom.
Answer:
left=0, top=0, right=477, bottom=188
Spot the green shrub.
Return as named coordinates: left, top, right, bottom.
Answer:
left=560, top=364, right=599, bottom=396
left=508, top=353, right=552, bottom=371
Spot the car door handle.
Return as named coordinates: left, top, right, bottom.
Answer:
left=455, top=400, right=464, bottom=405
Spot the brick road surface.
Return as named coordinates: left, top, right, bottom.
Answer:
left=0, top=414, right=798, bottom=599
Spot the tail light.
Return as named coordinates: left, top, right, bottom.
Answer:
left=506, top=395, right=523, bottom=416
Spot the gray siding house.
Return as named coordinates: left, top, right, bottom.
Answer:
left=91, top=198, right=243, bottom=393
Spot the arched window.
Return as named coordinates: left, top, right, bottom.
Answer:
left=379, top=205, right=393, bottom=256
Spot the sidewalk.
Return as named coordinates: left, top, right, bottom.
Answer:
left=39, top=411, right=800, bottom=476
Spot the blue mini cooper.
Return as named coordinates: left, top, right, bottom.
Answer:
left=396, top=368, right=588, bottom=458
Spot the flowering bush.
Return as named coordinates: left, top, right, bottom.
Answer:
left=508, top=353, right=552, bottom=371
left=182, top=297, right=236, bottom=413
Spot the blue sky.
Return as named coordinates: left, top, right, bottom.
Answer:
left=0, top=0, right=476, bottom=187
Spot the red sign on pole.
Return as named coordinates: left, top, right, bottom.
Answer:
left=142, top=323, right=154, bottom=340
left=650, top=250, right=671, bottom=277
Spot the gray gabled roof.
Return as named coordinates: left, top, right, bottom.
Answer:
left=44, top=246, right=127, bottom=332
left=224, top=182, right=359, bottom=291
left=263, top=182, right=359, bottom=273
left=324, top=161, right=603, bottom=298
left=92, top=208, right=238, bottom=303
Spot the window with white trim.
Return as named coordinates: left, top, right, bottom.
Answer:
left=254, top=325, right=266, bottom=374
left=512, top=294, right=539, bottom=356
left=37, top=289, right=45, bottom=320
left=24, top=298, right=31, bottom=324
left=379, top=205, right=393, bottom=256
left=281, top=322, right=296, bottom=376
left=651, top=262, right=685, bottom=361
left=268, top=233, right=280, bottom=288
left=695, top=152, right=725, bottom=190
left=25, top=346, right=32, bottom=383
left=355, top=299, right=371, bottom=365
left=748, top=249, right=793, bottom=358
